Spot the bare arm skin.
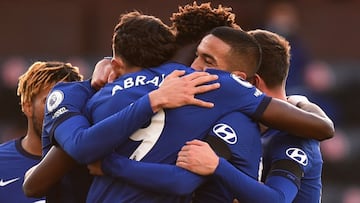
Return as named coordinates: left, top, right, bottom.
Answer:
left=23, top=146, right=76, bottom=197
left=287, top=95, right=331, bottom=121
left=260, top=98, right=334, bottom=141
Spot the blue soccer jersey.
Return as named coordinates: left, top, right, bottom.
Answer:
left=261, top=129, right=323, bottom=203
left=193, top=112, right=262, bottom=203
left=95, top=111, right=262, bottom=203
left=163, top=130, right=322, bottom=203
left=43, top=62, right=269, bottom=202
left=82, top=62, right=269, bottom=202
left=41, top=80, right=96, bottom=203
left=41, top=81, right=158, bottom=202
left=0, top=137, right=45, bottom=203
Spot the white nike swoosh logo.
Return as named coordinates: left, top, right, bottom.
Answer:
left=0, top=178, right=20, bottom=186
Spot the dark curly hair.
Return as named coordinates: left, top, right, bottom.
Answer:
left=170, top=1, right=241, bottom=45
left=113, top=11, right=176, bottom=68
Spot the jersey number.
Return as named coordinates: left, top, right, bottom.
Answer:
left=129, top=109, right=165, bottom=161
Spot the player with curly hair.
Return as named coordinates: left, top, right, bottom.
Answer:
left=169, top=1, right=241, bottom=66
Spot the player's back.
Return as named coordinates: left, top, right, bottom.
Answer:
left=86, top=62, right=269, bottom=202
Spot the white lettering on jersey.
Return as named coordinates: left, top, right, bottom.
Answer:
left=286, top=147, right=308, bottom=166
left=52, top=107, right=69, bottom=119
left=212, top=123, right=237, bottom=144
left=135, top=75, right=146, bottom=86
left=146, top=76, right=160, bottom=86
left=129, top=109, right=165, bottom=161
left=112, top=74, right=166, bottom=96
left=112, top=85, right=123, bottom=96
left=46, top=90, right=64, bottom=112
left=124, top=77, right=135, bottom=89
left=254, top=88, right=262, bottom=97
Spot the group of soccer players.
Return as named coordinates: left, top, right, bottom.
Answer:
left=0, top=1, right=334, bottom=203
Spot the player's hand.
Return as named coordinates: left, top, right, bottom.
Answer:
left=287, top=95, right=315, bottom=112
left=288, top=94, right=331, bottom=120
left=87, top=160, right=104, bottom=176
left=287, top=95, right=310, bottom=107
left=149, top=70, right=220, bottom=112
left=176, top=139, right=219, bottom=175
left=91, top=57, right=118, bottom=90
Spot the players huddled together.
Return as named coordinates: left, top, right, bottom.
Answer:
left=0, top=1, right=334, bottom=203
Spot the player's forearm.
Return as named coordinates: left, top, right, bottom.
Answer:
left=214, top=158, right=298, bottom=203
left=287, top=95, right=333, bottom=129
left=55, top=95, right=154, bottom=164
left=23, top=146, right=77, bottom=197
left=260, top=98, right=334, bottom=141
left=102, top=153, right=204, bottom=195
left=296, top=101, right=330, bottom=120
left=148, top=89, right=168, bottom=113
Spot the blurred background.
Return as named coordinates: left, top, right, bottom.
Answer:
left=0, top=0, right=359, bottom=202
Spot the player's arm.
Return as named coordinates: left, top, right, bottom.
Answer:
left=47, top=70, right=220, bottom=164
left=211, top=70, right=334, bottom=141
left=51, top=93, right=154, bottom=163
left=24, top=93, right=156, bottom=197
left=24, top=72, right=218, bottom=196
left=259, top=97, right=334, bottom=141
left=177, top=140, right=300, bottom=203
left=287, top=95, right=331, bottom=120
left=23, top=83, right=152, bottom=197
left=215, top=158, right=299, bottom=203
left=87, top=112, right=260, bottom=196
left=88, top=153, right=205, bottom=195
left=23, top=146, right=77, bottom=197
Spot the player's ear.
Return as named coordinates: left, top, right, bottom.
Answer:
left=22, top=101, right=32, bottom=117
left=111, top=57, right=125, bottom=76
left=253, top=74, right=265, bottom=89
left=231, top=70, right=247, bottom=80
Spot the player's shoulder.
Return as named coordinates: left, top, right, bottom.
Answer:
left=206, top=68, right=256, bottom=89
left=205, top=68, right=230, bottom=77
left=264, top=130, right=321, bottom=165
left=0, top=138, right=16, bottom=150
left=155, top=62, right=192, bottom=75
left=0, top=139, right=21, bottom=161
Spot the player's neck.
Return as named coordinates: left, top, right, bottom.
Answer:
left=22, top=127, right=42, bottom=156
left=264, top=86, right=287, bottom=101
left=171, top=43, right=198, bottom=66
left=122, top=66, right=143, bottom=75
